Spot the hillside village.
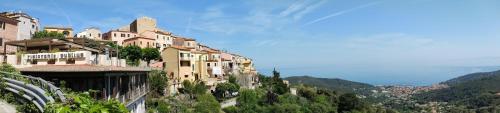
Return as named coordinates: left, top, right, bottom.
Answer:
left=0, top=11, right=259, bottom=112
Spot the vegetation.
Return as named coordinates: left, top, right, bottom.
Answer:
left=0, top=63, right=20, bottom=74
left=181, top=80, right=208, bottom=99
left=285, top=76, right=376, bottom=95
left=223, top=69, right=395, bottom=113
left=118, top=46, right=161, bottom=66
left=194, top=93, right=221, bottom=113
left=414, top=69, right=500, bottom=112
left=142, top=47, right=161, bottom=66
left=32, top=31, right=65, bottom=39
left=148, top=70, right=168, bottom=98
left=214, top=75, right=240, bottom=100
left=44, top=91, right=128, bottom=113
left=120, top=45, right=143, bottom=66
left=0, top=63, right=41, bottom=112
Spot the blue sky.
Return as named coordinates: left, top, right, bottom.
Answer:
left=3, top=0, right=500, bottom=85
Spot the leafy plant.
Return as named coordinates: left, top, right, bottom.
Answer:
left=44, top=91, right=128, bottom=113
left=142, top=47, right=160, bottom=66
left=33, top=31, right=65, bottom=39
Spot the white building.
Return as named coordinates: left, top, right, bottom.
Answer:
left=76, top=27, right=102, bottom=40
left=0, top=11, right=40, bottom=40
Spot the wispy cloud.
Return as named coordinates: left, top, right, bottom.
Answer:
left=193, top=0, right=326, bottom=35
left=303, top=1, right=383, bottom=26
left=49, top=0, right=72, bottom=27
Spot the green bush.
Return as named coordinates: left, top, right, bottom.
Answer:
left=44, top=91, right=128, bottom=113
left=194, top=94, right=220, bottom=113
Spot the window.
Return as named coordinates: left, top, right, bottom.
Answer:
left=114, top=33, right=116, bottom=37
left=0, top=38, right=3, bottom=46
left=184, top=75, right=188, bottom=78
left=98, top=33, right=101, bottom=37
left=140, top=41, right=142, bottom=45
left=147, top=42, right=150, bottom=47
left=89, top=34, right=92, bottom=37
left=121, top=34, right=125, bottom=37
left=180, top=61, right=190, bottom=67
left=157, top=35, right=159, bottom=39
left=207, top=63, right=210, bottom=67
left=127, top=34, right=130, bottom=37
left=215, top=63, right=217, bottom=66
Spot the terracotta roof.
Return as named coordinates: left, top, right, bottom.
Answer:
left=173, top=36, right=195, bottom=41
left=221, top=58, right=232, bottom=61
left=203, top=49, right=220, bottom=54
left=167, top=45, right=192, bottom=51
left=123, top=36, right=155, bottom=41
left=155, top=30, right=171, bottom=35
left=0, top=15, right=19, bottom=24
left=108, top=29, right=136, bottom=33
left=191, top=50, right=207, bottom=54
left=19, top=65, right=151, bottom=72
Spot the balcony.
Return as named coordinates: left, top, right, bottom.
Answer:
left=179, top=56, right=190, bottom=61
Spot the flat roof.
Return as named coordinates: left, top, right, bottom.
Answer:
left=5, top=38, right=100, bottom=52
left=19, top=65, right=151, bottom=72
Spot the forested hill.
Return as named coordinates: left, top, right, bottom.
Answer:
left=443, top=70, right=500, bottom=85
left=284, top=76, right=376, bottom=94
left=414, top=69, right=500, bottom=109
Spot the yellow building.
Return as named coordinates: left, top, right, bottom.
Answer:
left=44, top=26, right=73, bottom=37
left=162, top=46, right=195, bottom=94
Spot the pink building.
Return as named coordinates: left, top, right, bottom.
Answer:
left=0, top=15, right=19, bottom=54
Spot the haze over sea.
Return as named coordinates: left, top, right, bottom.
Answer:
left=3, top=0, right=500, bottom=86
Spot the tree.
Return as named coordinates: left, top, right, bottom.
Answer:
left=193, top=81, right=208, bottom=96
left=229, top=75, right=237, bottom=84
left=182, top=80, right=207, bottom=99
left=32, top=31, right=65, bottom=39
left=338, top=93, right=363, bottom=113
left=148, top=70, right=168, bottom=97
left=194, top=93, right=221, bottom=113
left=237, top=89, right=259, bottom=113
left=142, top=47, right=160, bottom=66
left=182, top=80, right=194, bottom=97
left=214, top=82, right=239, bottom=100
left=120, top=45, right=142, bottom=66
left=298, top=86, right=316, bottom=100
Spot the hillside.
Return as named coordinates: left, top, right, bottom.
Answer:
left=442, top=70, right=500, bottom=85
left=414, top=69, right=500, bottom=108
left=284, top=76, right=376, bottom=95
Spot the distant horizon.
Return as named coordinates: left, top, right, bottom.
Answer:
left=3, top=0, right=500, bottom=86
left=261, top=65, right=500, bottom=86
